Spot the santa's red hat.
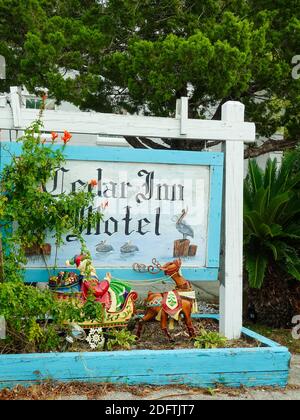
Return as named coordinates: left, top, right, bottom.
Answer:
left=66, top=254, right=86, bottom=268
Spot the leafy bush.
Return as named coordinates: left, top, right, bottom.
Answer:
left=0, top=105, right=107, bottom=352
left=0, top=100, right=100, bottom=281
left=244, top=156, right=300, bottom=289
left=0, top=282, right=63, bottom=353
left=194, top=329, right=227, bottom=349
left=106, top=329, right=137, bottom=351
left=0, top=282, right=104, bottom=353
left=80, top=292, right=104, bottom=323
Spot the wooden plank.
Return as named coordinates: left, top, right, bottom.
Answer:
left=0, top=347, right=289, bottom=376
left=23, top=267, right=220, bottom=283
left=193, top=314, right=285, bottom=348
left=207, top=164, right=224, bottom=267
left=0, top=371, right=289, bottom=390
left=0, top=347, right=290, bottom=388
left=0, top=107, right=256, bottom=142
left=0, top=314, right=290, bottom=389
left=0, top=141, right=224, bottom=166
left=241, top=326, right=283, bottom=348
left=220, top=102, right=245, bottom=339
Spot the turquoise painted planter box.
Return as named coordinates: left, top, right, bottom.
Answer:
left=0, top=315, right=291, bottom=390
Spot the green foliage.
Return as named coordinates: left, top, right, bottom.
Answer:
left=0, top=104, right=101, bottom=280
left=0, top=108, right=104, bottom=351
left=81, top=292, right=104, bottom=323
left=106, top=328, right=137, bottom=351
left=288, top=146, right=300, bottom=177
left=0, top=248, right=24, bottom=283
left=1, top=0, right=300, bottom=148
left=0, top=282, right=65, bottom=352
left=0, top=281, right=106, bottom=353
left=194, top=329, right=227, bottom=349
left=244, top=155, right=300, bottom=288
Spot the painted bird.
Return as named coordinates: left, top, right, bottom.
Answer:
left=120, top=241, right=139, bottom=254
left=174, top=208, right=194, bottom=240
left=96, top=240, right=114, bottom=253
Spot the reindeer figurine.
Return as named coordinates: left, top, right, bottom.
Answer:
left=137, top=259, right=197, bottom=341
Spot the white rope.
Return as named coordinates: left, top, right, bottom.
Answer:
left=112, top=271, right=178, bottom=285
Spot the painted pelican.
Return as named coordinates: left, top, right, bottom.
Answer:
left=173, top=208, right=194, bottom=240
left=96, top=240, right=114, bottom=253
left=120, top=241, right=139, bottom=254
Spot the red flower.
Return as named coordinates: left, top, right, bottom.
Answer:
left=89, top=179, right=98, bottom=188
left=62, top=130, right=72, bottom=144
left=51, top=132, right=58, bottom=141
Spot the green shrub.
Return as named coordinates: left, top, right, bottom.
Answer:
left=80, top=292, right=104, bottom=323
left=244, top=155, right=300, bottom=289
left=194, top=329, right=227, bottom=349
left=0, top=282, right=104, bottom=353
left=106, top=329, right=137, bottom=351
left=0, top=103, right=101, bottom=282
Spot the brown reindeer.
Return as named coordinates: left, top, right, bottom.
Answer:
left=136, top=259, right=197, bottom=341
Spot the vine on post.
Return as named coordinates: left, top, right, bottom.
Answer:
left=0, top=97, right=104, bottom=353
left=0, top=95, right=101, bottom=282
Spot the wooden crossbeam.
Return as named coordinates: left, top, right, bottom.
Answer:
left=0, top=91, right=256, bottom=142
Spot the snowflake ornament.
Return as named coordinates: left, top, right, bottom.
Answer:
left=86, top=328, right=105, bottom=350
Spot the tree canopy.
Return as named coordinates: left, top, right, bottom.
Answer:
left=1, top=0, right=300, bottom=156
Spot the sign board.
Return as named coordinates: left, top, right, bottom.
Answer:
left=1, top=143, right=224, bottom=282
left=0, top=95, right=257, bottom=338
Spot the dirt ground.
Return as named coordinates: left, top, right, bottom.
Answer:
left=1, top=378, right=299, bottom=400
left=66, top=318, right=258, bottom=353
left=133, top=318, right=258, bottom=350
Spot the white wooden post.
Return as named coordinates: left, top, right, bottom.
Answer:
left=10, top=86, right=22, bottom=128
left=175, top=97, right=188, bottom=135
left=220, top=101, right=245, bottom=339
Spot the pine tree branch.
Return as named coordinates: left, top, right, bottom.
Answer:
left=244, top=138, right=299, bottom=159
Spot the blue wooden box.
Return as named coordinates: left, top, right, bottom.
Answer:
left=0, top=315, right=291, bottom=390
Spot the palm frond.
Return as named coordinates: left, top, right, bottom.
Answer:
left=244, top=154, right=300, bottom=288
left=246, top=254, right=268, bottom=289
left=247, top=160, right=263, bottom=194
